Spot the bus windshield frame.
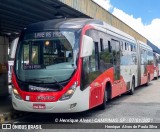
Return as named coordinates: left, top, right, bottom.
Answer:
left=14, top=29, right=81, bottom=84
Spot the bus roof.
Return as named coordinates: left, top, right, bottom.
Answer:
left=91, top=22, right=136, bottom=43
left=24, top=18, right=136, bottom=44
left=138, top=40, right=153, bottom=51
left=25, top=18, right=103, bottom=31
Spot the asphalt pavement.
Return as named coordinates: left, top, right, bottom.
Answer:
left=0, top=79, right=160, bottom=131
left=5, top=78, right=160, bottom=131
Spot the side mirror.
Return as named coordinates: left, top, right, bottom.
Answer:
left=80, top=35, right=93, bottom=58
left=9, top=37, right=19, bottom=59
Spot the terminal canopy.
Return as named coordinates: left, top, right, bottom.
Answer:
left=0, top=0, right=88, bottom=37
left=147, top=40, right=160, bottom=54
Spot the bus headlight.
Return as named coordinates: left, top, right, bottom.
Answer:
left=59, top=82, right=77, bottom=101
left=12, top=85, right=22, bottom=100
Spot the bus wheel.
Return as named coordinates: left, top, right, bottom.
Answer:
left=129, top=79, right=135, bottom=95
left=156, top=72, right=159, bottom=80
left=145, top=75, right=150, bottom=86
left=99, top=90, right=107, bottom=110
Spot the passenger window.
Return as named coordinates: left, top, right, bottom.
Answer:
left=100, top=38, right=104, bottom=52
left=108, top=41, right=111, bottom=52
left=111, top=39, right=120, bottom=80
left=121, top=42, right=123, bottom=50
left=133, top=46, right=136, bottom=52
left=131, top=44, right=133, bottom=51
left=125, top=43, right=127, bottom=50
left=89, top=43, right=96, bottom=72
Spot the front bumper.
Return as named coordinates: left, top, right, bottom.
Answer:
left=12, top=86, right=90, bottom=113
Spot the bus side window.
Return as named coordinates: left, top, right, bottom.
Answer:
left=121, top=42, right=123, bottom=50
left=148, top=51, right=153, bottom=65
left=141, top=49, right=144, bottom=65
left=100, top=38, right=104, bottom=52
left=111, top=39, right=120, bottom=80
left=94, top=42, right=100, bottom=70
left=99, top=39, right=113, bottom=72
left=89, top=43, right=96, bottom=72
left=131, top=44, right=133, bottom=51
left=133, top=45, right=135, bottom=51
left=125, top=42, right=127, bottom=50
left=127, top=43, right=129, bottom=51
left=108, top=41, right=111, bottom=53
left=88, top=41, right=99, bottom=72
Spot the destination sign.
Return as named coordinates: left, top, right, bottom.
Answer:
left=24, top=64, right=44, bottom=70
left=34, top=31, right=64, bottom=38
left=24, top=31, right=65, bottom=40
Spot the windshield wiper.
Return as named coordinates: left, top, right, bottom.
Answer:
left=26, top=77, right=64, bottom=89
left=51, top=77, right=64, bottom=89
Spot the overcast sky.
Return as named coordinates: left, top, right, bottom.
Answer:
left=93, top=0, right=160, bottom=48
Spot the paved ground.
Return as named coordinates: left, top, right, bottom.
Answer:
left=0, top=79, right=159, bottom=131
left=0, top=95, right=12, bottom=115
left=2, top=78, right=158, bottom=131
left=0, top=85, right=13, bottom=117
left=0, top=86, right=35, bottom=123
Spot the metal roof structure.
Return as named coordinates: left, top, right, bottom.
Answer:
left=0, top=0, right=159, bottom=52
left=147, top=40, right=160, bottom=54
left=0, top=0, right=89, bottom=36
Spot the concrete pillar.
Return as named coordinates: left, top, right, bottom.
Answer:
left=0, top=36, right=9, bottom=96
left=0, top=36, right=8, bottom=64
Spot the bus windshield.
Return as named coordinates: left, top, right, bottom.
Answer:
left=15, top=29, right=80, bottom=84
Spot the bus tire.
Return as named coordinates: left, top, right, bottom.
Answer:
left=129, top=79, right=135, bottom=95
left=156, top=71, right=159, bottom=80
left=99, top=90, right=107, bottom=110
left=145, top=75, right=150, bottom=86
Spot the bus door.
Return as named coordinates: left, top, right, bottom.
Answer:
left=137, top=43, right=141, bottom=86
left=140, top=49, right=148, bottom=85
left=158, top=55, right=160, bottom=76
left=111, top=39, right=121, bottom=97
left=89, top=41, right=103, bottom=107
left=81, top=40, right=102, bottom=108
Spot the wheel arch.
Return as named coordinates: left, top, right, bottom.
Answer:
left=105, top=81, right=112, bottom=100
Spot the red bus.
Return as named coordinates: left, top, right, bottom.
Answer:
left=12, top=18, right=154, bottom=113
left=137, top=41, right=154, bottom=85
left=153, top=52, right=160, bottom=79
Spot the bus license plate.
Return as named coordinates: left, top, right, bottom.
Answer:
left=33, top=104, right=46, bottom=109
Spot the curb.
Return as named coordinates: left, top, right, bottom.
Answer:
left=0, top=111, right=30, bottom=123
